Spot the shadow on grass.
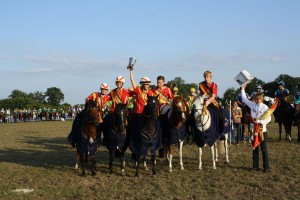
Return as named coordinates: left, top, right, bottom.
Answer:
left=0, top=136, right=115, bottom=170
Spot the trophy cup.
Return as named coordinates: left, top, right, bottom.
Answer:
left=127, top=57, right=136, bottom=71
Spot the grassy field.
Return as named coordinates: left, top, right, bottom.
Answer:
left=0, top=120, right=299, bottom=200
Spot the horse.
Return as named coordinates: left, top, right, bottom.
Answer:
left=23, top=111, right=33, bottom=122
left=129, top=95, right=162, bottom=177
left=240, top=104, right=251, bottom=142
left=13, top=111, right=18, bottom=122
left=192, top=95, right=224, bottom=170
left=103, top=103, right=127, bottom=176
left=160, top=96, right=189, bottom=172
left=39, top=111, right=49, bottom=121
left=0, top=112, right=6, bottom=123
left=73, top=100, right=101, bottom=176
left=294, top=103, right=300, bottom=143
left=274, top=98, right=294, bottom=142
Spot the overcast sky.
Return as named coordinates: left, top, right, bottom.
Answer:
left=1, top=0, right=299, bottom=104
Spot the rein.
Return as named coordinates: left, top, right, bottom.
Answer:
left=194, top=108, right=210, bottom=127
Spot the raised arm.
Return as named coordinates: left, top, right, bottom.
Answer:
left=130, top=70, right=137, bottom=89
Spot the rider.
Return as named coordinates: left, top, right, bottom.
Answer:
left=187, top=87, right=197, bottom=110
left=185, top=87, right=197, bottom=141
left=250, top=84, right=263, bottom=99
left=129, top=71, right=154, bottom=114
left=293, top=83, right=300, bottom=127
left=107, top=76, right=130, bottom=112
left=172, top=86, right=179, bottom=97
left=154, top=76, right=173, bottom=115
left=274, top=81, right=290, bottom=122
left=198, top=70, right=224, bottom=128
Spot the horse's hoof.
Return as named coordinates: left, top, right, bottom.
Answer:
left=198, top=167, right=202, bottom=170
left=168, top=168, right=172, bottom=173
left=144, top=166, right=149, bottom=171
left=121, top=169, right=125, bottom=176
left=213, top=167, right=217, bottom=170
left=134, top=173, right=139, bottom=178
left=224, top=161, right=229, bottom=164
left=180, top=166, right=184, bottom=170
left=80, top=173, right=86, bottom=177
left=152, top=171, right=156, bottom=175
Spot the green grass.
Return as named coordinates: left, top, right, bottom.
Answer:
left=0, top=120, right=299, bottom=199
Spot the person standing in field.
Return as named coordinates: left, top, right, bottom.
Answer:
left=241, top=83, right=271, bottom=173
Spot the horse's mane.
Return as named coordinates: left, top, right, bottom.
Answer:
left=143, top=96, right=158, bottom=119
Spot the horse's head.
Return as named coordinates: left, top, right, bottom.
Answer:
left=143, top=95, right=159, bottom=119
left=85, top=100, right=101, bottom=126
left=192, top=95, right=211, bottom=132
left=171, top=95, right=188, bottom=122
left=114, top=103, right=127, bottom=133
left=192, top=95, right=205, bottom=114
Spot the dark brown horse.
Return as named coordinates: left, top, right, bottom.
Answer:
left=274, top=98, right=294, bottom=141
left=240, top=105, right=251, bottom=142
left=103, top=103, right=127, bottom=175
left=75, top=100, right=101, bottom=176
left=129, top=96, right=161, bottom=177
left=294, top=103, right=300, bottom=143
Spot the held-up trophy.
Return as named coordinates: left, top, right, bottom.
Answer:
left=234, top=70, right=254, bottom=88
left=127, top=57, right=136, bottom=71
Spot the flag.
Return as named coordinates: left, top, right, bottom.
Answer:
left=251, top=97, right=279, bottom=149
left=252, top=123, right=263, bottom=149
left=259, top=97, right=279, bottom=120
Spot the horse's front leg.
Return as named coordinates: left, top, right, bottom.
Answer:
left=91, top=155, right=96, bottom=176
left=285, top=124, right=292, bottom=142
left=214, top=142, right=219, bottom=163
left=198, top=147, right=202, bottom=170
left=80, top=153, right=86, bottom=176
left=151, top=154, right=156, bottom=175
left=143, top=156, right=149, bottom=171
left=279, top=123, right=282, bottom=141
left=178, top=141, right=184, bottom=170
left=298, top=124, right=300, bottom=143
left=74, top=152, right=80, bottom=170
left=109, top=151, right=114, bottom=173
left=168, top=145, right=173, bottom=172
left=120, top=153, right=125, bottom=176
left=211, top=145, right=216, bottom=169
left=135, top=155, right=140, bottom=177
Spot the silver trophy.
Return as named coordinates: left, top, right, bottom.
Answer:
left=127, top=57, right=136, bottom=71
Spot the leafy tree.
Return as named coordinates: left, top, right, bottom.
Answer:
left=223, top=87, right=237, bottom=102
left=44, top=87, right=64, bottom=106
left=29, top=91, right=46, bottom=104
left=9, top=89, right=28, bottom=99
left=166, top=77, right=198, bottom=99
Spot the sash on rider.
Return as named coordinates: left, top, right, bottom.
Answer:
left=199, top=82, right=220, bottom=109
left=153, top=88, right=170, bottom=114
left=111, top=89, right=123, bottom=104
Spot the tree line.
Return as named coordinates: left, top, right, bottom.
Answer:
left=0, top=87, right=70, bottom=111
left=0, top=74, right=299, bottom=110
